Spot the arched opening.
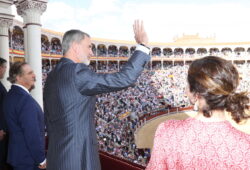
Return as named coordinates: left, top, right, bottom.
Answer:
left=234, top=47, right=245, bottom=53
left=107, top=61, right=119, bottom=71
left=209, top=48, right=219, bottom=54
left=41, top=35, right=50, bottom=54
left=119, top=46, right=129, bottom=57
left=152, top=61, right=161, bottom=70
left=185, top=48, right=195, bottom=55
left=42, top=59, right=50, bottom=71
left=51, top=59, right=59, bottom=68
left=163, top=61, right=173, bottom=69
left=174, top=48, right=184, bottom=56
left=97, top=61, right=108, bottom=71
left=12, top=26, right=24, bottom=51
left=234, top=47, right=245, bottom=57
left=247, top=48, right=250, bottom=54
left=197, top=48, right=207, bottom=55
left=120, top=61, right=127, bottom=70
left=152, top=47, right=161, bottom=57
left=163, top=48, right=173, bottom=57
left=90, top=61, right=97, bottom=71
left=221, top=47, right=232, bottom=56
left=51, top=38, right=62, bottom=55
left=97, top=44, right=107, bottom=57
left=108, top=45, right=118, bottom=57
left=221, top=47, right=232, bottom=53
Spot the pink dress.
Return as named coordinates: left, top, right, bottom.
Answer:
left=146, top=118, right=250, bottom=170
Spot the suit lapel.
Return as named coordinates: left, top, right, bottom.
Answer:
left=0, top=82, right=7, bottom=94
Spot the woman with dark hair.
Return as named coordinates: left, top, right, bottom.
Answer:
left=146, top=56, right=250, bottom=169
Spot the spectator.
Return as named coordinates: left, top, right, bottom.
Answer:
left=3, top=62, right=46, bottom=170
left=0, top=58, right=8, bottom=170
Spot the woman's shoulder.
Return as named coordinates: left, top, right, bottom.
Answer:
left=161, top=116, right=250, bottom=140
left=159, top=117, right=195, bottom=129
left=155, top=117, right=195, bottom=136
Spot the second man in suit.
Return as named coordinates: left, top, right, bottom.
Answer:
left=3, top=62, right=46, bottom=170
left=0, top=58, right=8, bottom=170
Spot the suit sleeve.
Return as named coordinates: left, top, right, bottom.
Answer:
left=75, top=50, right=150, bottom=96
left=0, top=87, right=7, bottom=131
left=0, top=92, right=4, bottom=130
left=18, top=96, right=45, bottom=164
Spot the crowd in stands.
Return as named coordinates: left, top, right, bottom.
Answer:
left=93, top=63, right=191, bottom=165
left=10, top=34, right=250, bottom=59
left=108, top=46, right=118, bottom=57
left=42, top=60, right=58, bottom=88
left=42, top=64, right=51, bottom=88
left=96, top=46, right=107, bottom=56
left=119, top=48, right=129, bottom=57
left=11, top=34, right=24, bottom=51
left=151, top=48, right=161, bottom=56
left=50, top=41, right=62, bottom=55
left=235, top=63, right=250, bottom=92
left=41, top=43, right=50, bottom=54
left=41, top=38, right=51, bottom=54
left=10, top=33, right=62, bottom=55
left=95, top=46, right=131, bottom=57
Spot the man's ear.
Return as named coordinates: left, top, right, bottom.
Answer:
left=71, top=42, right=78, bottom=52
left=16, top=74, right=21, bottom=83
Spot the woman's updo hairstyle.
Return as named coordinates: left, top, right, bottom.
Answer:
left=188, top=56, right=249, bottom=123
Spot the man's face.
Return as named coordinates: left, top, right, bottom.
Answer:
left=76, top=37, right=93, bottom=65
left=0, top=63, right=7, bottom=79
left=17, top=64, right=36, bottom=91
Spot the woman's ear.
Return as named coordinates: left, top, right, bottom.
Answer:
left=196, top=95, right=207, bottom=111
left=194, top=100, right=199, bottom=111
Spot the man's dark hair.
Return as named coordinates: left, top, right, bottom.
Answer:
left=0, top=58, right=7, bottom=66
left=8, top=62, right=27, bottom=84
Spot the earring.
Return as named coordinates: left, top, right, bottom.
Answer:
left=193, top=100, right=199, bottom=111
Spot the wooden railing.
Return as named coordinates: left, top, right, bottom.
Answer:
left=99, top=151, right=146, bottom=170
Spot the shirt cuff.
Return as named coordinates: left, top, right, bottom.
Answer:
left=40, top=159, right=46, bottom=165
left=136, top=44, right=150, bottom=54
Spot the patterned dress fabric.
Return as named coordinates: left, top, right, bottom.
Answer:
left=146, top=118, right=250, bottom=170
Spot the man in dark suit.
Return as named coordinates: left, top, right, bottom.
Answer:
left=0, top=58, right=7, bottom=170
left=44, top=20, right=150, bottom=170
left=3, top=62, right=46, bottom=170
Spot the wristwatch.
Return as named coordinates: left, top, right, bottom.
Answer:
left=140, top=43, right=150, bottom=49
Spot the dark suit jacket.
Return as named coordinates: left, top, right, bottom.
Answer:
left=3, top=85, right=45, bottom=167
left=0, top=82, right=7, bottom=131
left=44, top=50, right=150, bottom=170
left=0, top=82, right=7, bottom=166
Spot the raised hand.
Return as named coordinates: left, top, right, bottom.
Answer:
left=133, top=20, right=149, bottom=46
